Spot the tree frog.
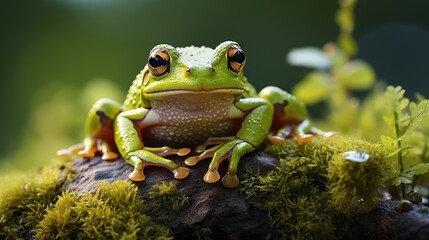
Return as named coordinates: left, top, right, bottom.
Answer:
left=58, top=41, right=331, bottom=188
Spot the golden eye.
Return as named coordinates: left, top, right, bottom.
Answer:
left=227, top=45, right=246, bottom=73
left=148, top=48, right=170, bottom=76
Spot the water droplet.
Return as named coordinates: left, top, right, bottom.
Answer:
left=343, top=151, right=370, bottom=163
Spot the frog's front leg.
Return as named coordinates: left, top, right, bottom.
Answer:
left=57, top=98, right=122, bottom=160
left=186, top=98, right=274, bottom=188
left=115, top=108, right=190, bottom=181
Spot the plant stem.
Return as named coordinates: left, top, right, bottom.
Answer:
left=412, top=142, right=429, bottom=191
left=394, top=111, right=405, bottom=199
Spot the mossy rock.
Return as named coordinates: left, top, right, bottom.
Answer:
left=66, top=150, right=279, bottom=239
left=0, top=168, right=65, bottom=239
left=3, top=136, right=429, bottom=239
left=36, top=181, right=170, bottom=240
left=242, top=136, right=395, bottom=239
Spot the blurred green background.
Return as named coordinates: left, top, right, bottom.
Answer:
left=1, top=0, right=429, bottom=173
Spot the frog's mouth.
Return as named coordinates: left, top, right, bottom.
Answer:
left=144, top=88, right=244, bottom=98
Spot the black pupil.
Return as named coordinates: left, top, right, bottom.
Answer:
left=149, top=54, right=167, bottom=68
left=231, top=50, right=245, bottom=64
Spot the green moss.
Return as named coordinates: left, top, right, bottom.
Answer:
left=35, top=180, right=171, bottom=240
left=328, top=139, right=393, bottom=213
left=194, top=227, right=212, bottom=240
left=0, top=167, right=67, bottom=239
left=148, top=181, right=189, bottom=222
left=0, top=161, right=172, bottom=240
left=243, top=140, right=334, bottom=239
left=242, top=136, right=393, bottom=239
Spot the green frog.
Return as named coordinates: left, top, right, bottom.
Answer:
left=58, top=41, right=331, bottom=188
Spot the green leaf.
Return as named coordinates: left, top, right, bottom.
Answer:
left=384, top=86, right=406, bottom=109
left=286, top=47, right=331, bottom=69
left=405, top=163, right=429, bottom=177
left=402, top=100, right=429, bottom=138
left=386, top=146, right=413, bottom=158
left=340, top=60, right=376, bottom=90
left=411, top=100, right=429, bottom=119
left=396, top=98, right=410, bottom=112
left=392, top=176, right=412, bottom=186
left=384, top=86, right=409, bottom=121
left=397, top=115, right=410, bottom=125
left=382, top=116, right=396, bottom=128
left=380, top=135, right=397, bottom=151
left=415, top=93, right=426, bottom=103
left=409, top=102, right=418, bottom=115
left=292, top=71, right=331, bottom=105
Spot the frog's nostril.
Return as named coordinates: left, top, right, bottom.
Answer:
left=187, top=67, right=192, bottom=72
left=210, top=67, right=215, bottom=72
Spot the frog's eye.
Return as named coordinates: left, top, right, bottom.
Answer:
left=148, top=48, right=170, bottom=76
left=227, top=45, right=246, bottom=73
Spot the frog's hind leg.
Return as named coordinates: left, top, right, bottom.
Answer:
left=258, top=86, right=314, bottom=144
left=57, top=98, right=122, bottom=160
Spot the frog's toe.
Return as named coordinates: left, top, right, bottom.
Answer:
left=266, top=135, right=286, bottom=144
left=203, top=169, right=221, bottom=183
left=56, top=149, right=73, bottom=157
left=178, top=148, right=191, bottom=156
left=173, top=167, right=190, bottom=179
left=296, top=134, right=314, bottom=144
left=323, top=131, right=337, bottom=137
left=185, top=145, right=222, bottom=167
left=57, top=144, right=85, bottom=157
left=195, top=145, right=206, bottom=154
left=101, top=151, right=119, bottom=161
left=221, top=173, right=239, bottom=188
left=184, top=156, right=199, bottom=166
left=78, top=148, right=97, bottom=158
left=129, top=170, right=145, bottom=181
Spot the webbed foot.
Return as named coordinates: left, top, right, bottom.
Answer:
left=203, top=169, right=221, bottom=183
left=101, top=151, right=119, bottom=161
left=266, top=126, right=336, bottom=145
left=296, top=134, right=314, bottom=144
left=173, top=167, right=191, bottom=179
left=126, top=149, right=190, bottom=182
left=267, top=132, right=315, bottom=144
left=222, top=172, right=240, bottom=188
left=129, top=169, right=145, bottom=181
left=294, top=128, right=336, bottom=144
left=266, top=134, right=286, bottom=144
left=187, top=137, right=254, bottom=188
left=57, top=143, right=85, bottom=157
left=57, top=137, right=119, bottom=161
